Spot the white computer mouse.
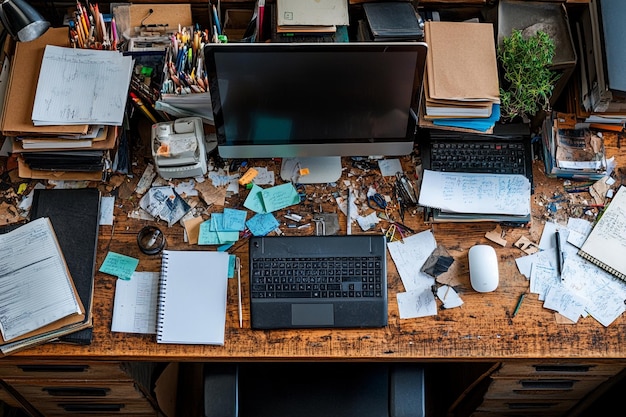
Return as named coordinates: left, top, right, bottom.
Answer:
left=468, top=245, right=499, bottom=293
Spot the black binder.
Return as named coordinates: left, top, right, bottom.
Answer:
left=362, top=2, right=423, bottom=41
left=30, top=188, right=101, bottom=344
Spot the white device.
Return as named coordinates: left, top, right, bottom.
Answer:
left=151, top=117, right=208, bottom=179
left=468, top=245, right=499, bottom=293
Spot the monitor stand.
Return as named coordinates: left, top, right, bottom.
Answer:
left=280, top=157, right=343, bottom=184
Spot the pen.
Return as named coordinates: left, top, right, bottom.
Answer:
left=555, top=229, right=563, bottom=279
left=512, top=293, right=525, bottom=318
left=346, top=188, right=352, bottom=235
left=236, top=257, right=243, bottom=328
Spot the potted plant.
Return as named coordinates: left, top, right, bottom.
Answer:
left=497, top=29, right=561, bottom=123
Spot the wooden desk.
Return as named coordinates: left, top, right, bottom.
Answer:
left=1, top=136, right=624, bottom=416
left=5, top=143, right=624, bottom=362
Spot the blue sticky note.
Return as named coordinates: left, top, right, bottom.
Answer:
left=99, top=251, right=139, bottom=281
left=246, top=213, right=279, bottom=236
left=260, top=183, right=300, bottom=212
left=228, top=254, right=237, bottom=278
left=210, top=213, right=224, bottom=231
left=243, top=184, right=267, bottom=214
left=199, top=220, right=239, bottom=245
left=223, top=208, right=247, bottom=231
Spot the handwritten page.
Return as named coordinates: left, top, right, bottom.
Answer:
left=578, top=185, right=626, bottom=280
left=387, top=230, right=437, bottom=292
left=418, top=170, right=531, bottom=215
left=0, top=218, right=82, bottom=342
left=32, top=45, right=133, bottom=126
left=111, top=272, right=159, bottom=334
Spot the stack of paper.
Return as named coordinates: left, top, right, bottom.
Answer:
left=0, top=28, right=131, bottom=180
left=421, top=21, right=500, bottom=133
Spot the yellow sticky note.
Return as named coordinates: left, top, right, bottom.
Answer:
left=238, top=168, right=258, bottom=185
left=299, top=168, right=310, bottom=176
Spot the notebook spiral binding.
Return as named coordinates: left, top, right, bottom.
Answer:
left=155, top=252, right=169, bottom=342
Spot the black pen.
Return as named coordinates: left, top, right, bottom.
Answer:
left=555, top=229, right=564, bottom=279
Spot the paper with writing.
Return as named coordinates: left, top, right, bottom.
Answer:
left=0, top=218, right=82, bottom=342
left=387, top=230, right=437, bottom=292
left=32, top=46, right=133, bottom=126
left=111, top=272, right=159, bottom=334
left=418, top=170, right=530, bottom=216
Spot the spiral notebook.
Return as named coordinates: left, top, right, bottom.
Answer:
left=578, top=185, right=626, bottom=281
left=157, top=250, right=230, bottom=345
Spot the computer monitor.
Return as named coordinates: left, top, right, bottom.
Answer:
left=204, top=42, right=428, bottom=183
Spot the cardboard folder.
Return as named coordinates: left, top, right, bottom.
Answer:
left=0, top=28, right=89, bottom=136
left=424, top=21, right=500, bottom=103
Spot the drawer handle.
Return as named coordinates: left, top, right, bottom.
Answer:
left=533, top=364, right=592, bottom=373
left=508, top=402, right=558, bottom=410
left=43, top=387, right=110, bottom=397
left=520, top=379, right=576, bottom=389
left=17, top=365, right=89, bottom=373
left=59, top=403, right=125, bottom=412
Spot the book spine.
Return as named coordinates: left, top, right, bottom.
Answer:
left=578, top=249, right=626, bottom=282
left=155, top=251, right=169, bottom=343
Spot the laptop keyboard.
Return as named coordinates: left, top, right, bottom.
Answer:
left=250, top=256, right=384, bottom=300
left=429, top=141, right=527, bottom=175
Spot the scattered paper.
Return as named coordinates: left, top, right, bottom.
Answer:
left=111, top=271, right=159, bottom=334
left=437, top=286, right=464, bottom=309
left=397, top=288, right=437, bottom=319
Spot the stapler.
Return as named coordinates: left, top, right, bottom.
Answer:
left=151, top=117, right=208, bottom=179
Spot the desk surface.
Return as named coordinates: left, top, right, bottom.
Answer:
left=5, top=137, right=626, bottom=363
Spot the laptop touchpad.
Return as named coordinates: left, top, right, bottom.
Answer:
left=292, top=304, right=334, bottom=326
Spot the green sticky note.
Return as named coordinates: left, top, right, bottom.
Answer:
left=260, top=183, right=300, bottom=212
left=99, top=251, right=139, bottom=281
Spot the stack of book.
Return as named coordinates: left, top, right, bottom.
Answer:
left=1, top=28, right=131, bottom=181
left=420, top=21, right=500, bottom=133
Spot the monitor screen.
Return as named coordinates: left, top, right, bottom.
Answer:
left=204, top=42, right=428, bottom=183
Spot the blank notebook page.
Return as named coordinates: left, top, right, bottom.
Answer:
left=157, top=250, right=230, bottom=345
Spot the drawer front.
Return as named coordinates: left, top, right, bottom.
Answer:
left=7, top=380, right=149, bottom=402
left=484, top=376, right=608, bottom=400
left=0, top=361, right=130, bottom=380
left=476, top=398, right=577, bottom=415
left=494, top=362, right=625, bottom=377
left=33, top=398, right=157, bottom=416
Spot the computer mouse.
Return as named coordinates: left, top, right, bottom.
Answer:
left=468, top=245, right=499, bottom=293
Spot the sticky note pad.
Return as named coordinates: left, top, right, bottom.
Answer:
left=238, top=168, right=258, bottom=185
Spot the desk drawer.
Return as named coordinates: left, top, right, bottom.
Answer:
left=0, top=361, right=130, bottom=380
left=494, top=362, right=625, bottom=377
left=7, top=380, right=156, bottom=416
left=484, top=376, right=608, bottom=400
left=476, top=398, right=577, bottom=415
left=8, top=380, right=148, bottom=401
left=34, top=399, right=157, bottom=416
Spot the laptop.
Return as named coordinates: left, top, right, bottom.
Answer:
left=419, top=123, right=534, bottom=223
left=248, top=235, right=388, bottom=329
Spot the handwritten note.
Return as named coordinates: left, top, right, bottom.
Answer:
left=32, top=45, right=133, bottom=126
left=418, top=170, right=531, bottom=216
left=100, top=252, right=139, bottom=281
left=387, top=230, right=437, bottom=291
left=246, top=213, right=279, bottom=236
left=244, top=183, right=300, bottom=214
left=111, top=272, right=159, bottom=334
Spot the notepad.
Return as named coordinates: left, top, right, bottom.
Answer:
left=156, top=250, right=230, bottom=345
left=578, top=185, right=626, bottom=281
